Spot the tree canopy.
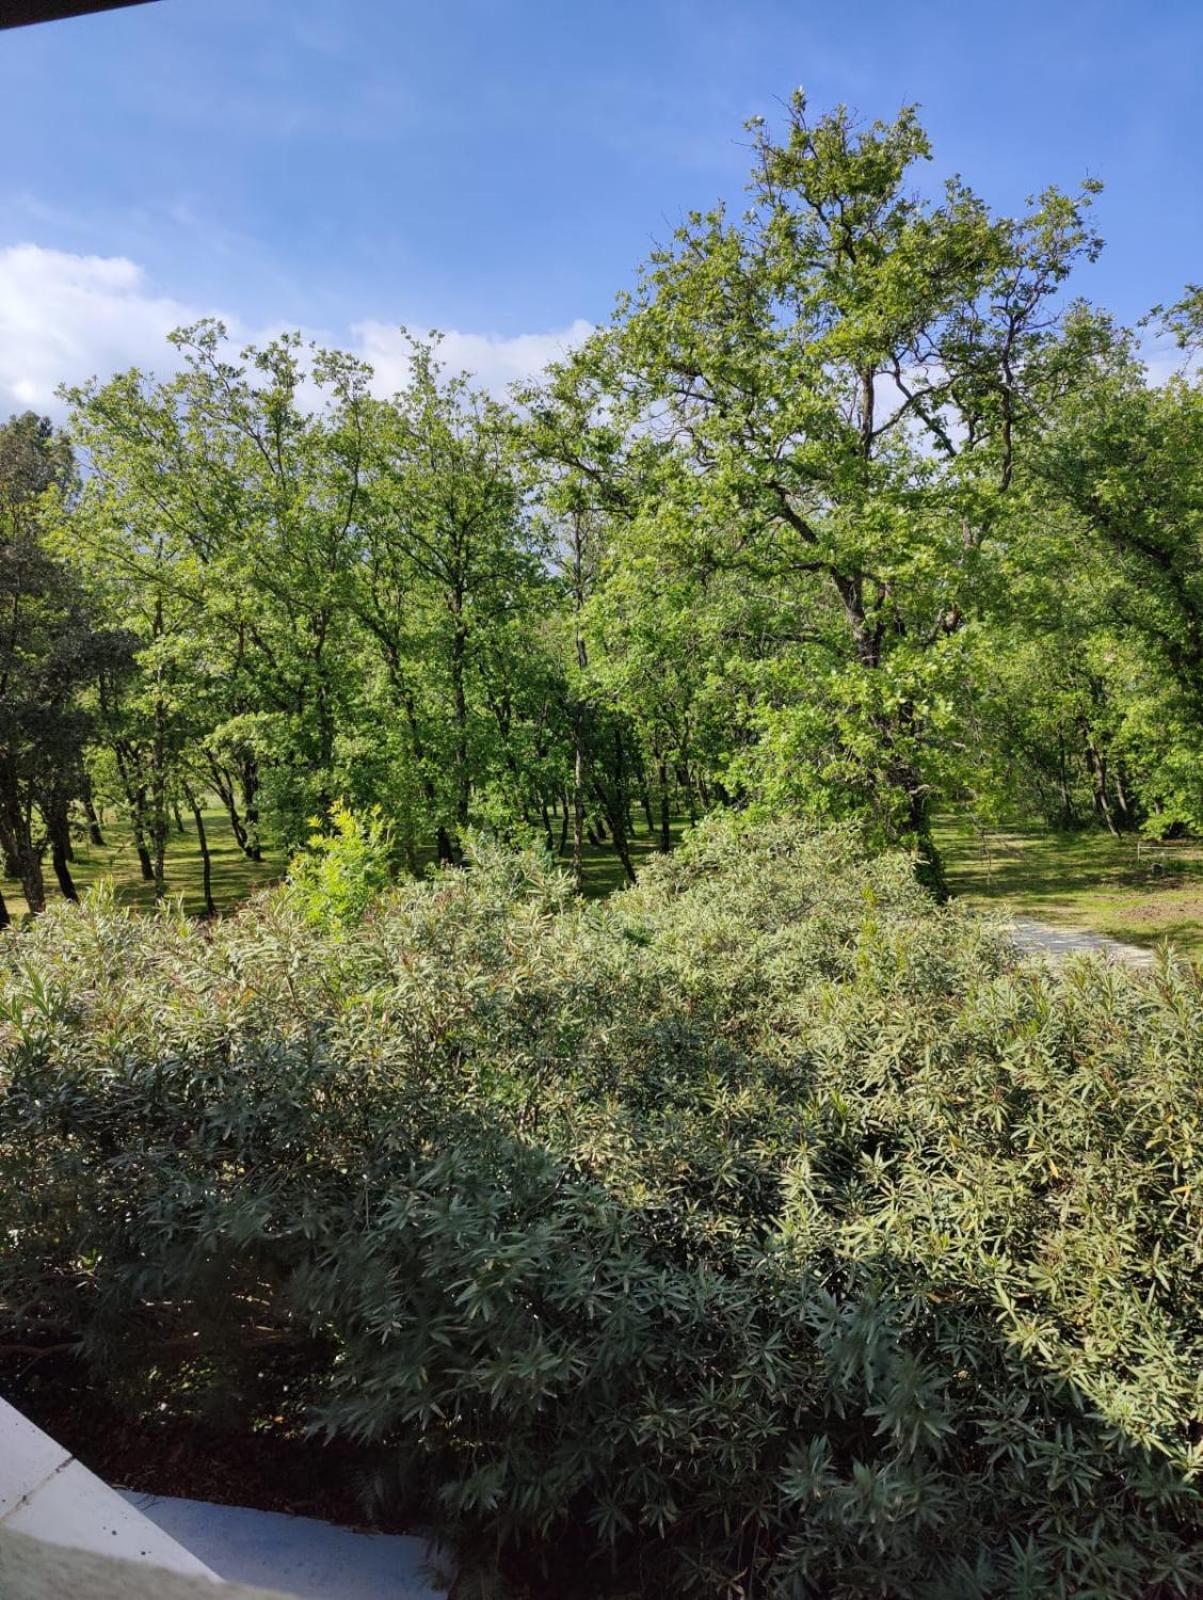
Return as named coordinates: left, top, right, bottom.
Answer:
left=2, top=95, right=1200, bottom=909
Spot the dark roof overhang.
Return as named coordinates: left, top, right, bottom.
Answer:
left=1, top=1, right=157, bottom=30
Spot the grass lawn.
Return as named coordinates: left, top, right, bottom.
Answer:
left=1, top=804, right=689, bottom=921
left=936, top=813, right=1203, bottom=957
left=0, top=805, right=284, bottom=921
left=571, top=813, right=690, bottom=898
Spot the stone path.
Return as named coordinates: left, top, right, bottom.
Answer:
left=1007, top=917, right=1157, bottom=968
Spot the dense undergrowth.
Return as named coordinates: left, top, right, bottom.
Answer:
left=3, top=818, right=1203, bottom=1597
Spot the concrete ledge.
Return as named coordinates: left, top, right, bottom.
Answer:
left=0, top=1398, right=216, bottom=1578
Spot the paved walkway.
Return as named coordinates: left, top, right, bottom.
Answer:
left=120, top=1495, right=446, bottom=1600
left=1007, top=917, right=1157, bottom=968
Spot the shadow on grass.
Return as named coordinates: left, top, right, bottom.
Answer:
left=3, top=807, right=691, bottom=920
left=936, top=814, right=1203, bottom=956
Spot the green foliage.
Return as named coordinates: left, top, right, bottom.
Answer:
left=528, top=93, right=1105, bottom=891
left=285, top=802, right=394, bottom=928
left=3, top=93, right=1201, bottom=918
left=3, top=819, right=1203, bottom=1595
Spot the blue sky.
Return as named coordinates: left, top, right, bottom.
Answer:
left=1, top=0, right=1200, bottom=411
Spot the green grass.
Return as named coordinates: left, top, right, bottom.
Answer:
left=1, top=805, right=283, bottom=921
left=937, top=813, right=1203, bottom=956
left=2, top=804, right=689, bottom=921
left=14, top=804, right=1200, bottom=955
left=570, top=813, right=691, bottom=898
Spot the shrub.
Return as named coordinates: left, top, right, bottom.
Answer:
left=2, top=819, right=1203, bottom=1596
left=285, top=801, right=394, bottom=928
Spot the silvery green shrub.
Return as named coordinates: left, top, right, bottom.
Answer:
left=2, top=820, right=1203, bottom=1597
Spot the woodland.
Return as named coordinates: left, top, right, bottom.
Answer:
left=3, top=96, right=1202, bottom=919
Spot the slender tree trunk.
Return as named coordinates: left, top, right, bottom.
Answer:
left=150, top=743, right=168, bottom=900
left=46, top=799, right=78, bottom=901
left=640, top=784, right=655, bottom=836
left=906, top=789, right=946, bottom=901
left=132, top=823, right=154, bottom=881
left=392, top=666, right=454, bottom=866
left=0, top=780, right=49, bottom=914
left=450, top=596, right=470, bottom=842
left=50, top=839, right=77, bottom=901
left=594, top=742, right=637, bottom=885
left=114, top=743, right=156, bottom=881
left=572, top=734, right=586, bottom=890
left=658, top=758, right=672, bottom=853
left=1113, top=762, right=1135, bottom=829
left=9, top=837, right=46, bottom=914
left=571, top=516, right=591, bottom=891
left=0, top=886, right=9, bottom=930
left=208, top=756, right=252, bottom=859
left=184, top=782, right=215, bottom=916
left=1052, top=728, right=1076, bottom=829
left=1082, top=721, right=1118, bottom=837
left=148, top=603, right=170, bottom=901
left=82, top=773, right=105, bottom=846
left=681, top=764, right=698, bottom=824
left=240, top=756, right=262, bottom=862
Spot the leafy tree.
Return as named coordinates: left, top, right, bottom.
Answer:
left=351, top=337, right=551, bottom=862
left=0, top=413, right=124, bottom=922
left=66, top=322, right=375, bottom=863
left=532, top=95, right=1103, bottom=889
left=1034, top=321, right=1203, bottom=832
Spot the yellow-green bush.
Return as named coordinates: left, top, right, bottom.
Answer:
left=2, top=820, right=1203, bottom=1597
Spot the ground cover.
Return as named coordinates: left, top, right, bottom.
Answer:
left=937, top=813, right=1203, bottom=956
left=0, top=805, right=687, bottom=919
left=5, top=818, right=1203, bottom=1595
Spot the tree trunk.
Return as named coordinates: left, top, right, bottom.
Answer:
left=184, top=782, right=216, bottom=916
left=906, top=789, right=946, bottom=901
left=0, top=773, right=47, bottom=913
left=392, top=666, right=454, bottom=866
left=572, top=734, right=586, bottom=890
left=1112, top=761, right=1136, bottom=829
left=132, top=821, right=154, bottom=881
left=240, top=756, right=262, bottom=862
left=82, top=773, right=105, bottom=846
left=50, top=838, right=78, bottom=901
left=114, top=742, right=156, bottom=881
left=208, top=756, right=253, bottom=860
left=1081, top=721, right=1118, bottom=837
left=14, top=841, right=46, bottom=915
left=46, top=799, right=78, bottom=901
left=658, top=758, right=672, bottom=852
left=450, top=597, right=470, bottom=842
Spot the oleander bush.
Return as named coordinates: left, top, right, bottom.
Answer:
left=3, top=818, right=1203, bottom=1597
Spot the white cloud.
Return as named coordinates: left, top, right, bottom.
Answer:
left=352, top=318, right=593, bottom=397
left=0, top=244, right=214, bottom=414
left=0, top=242, right=590, bottom=420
